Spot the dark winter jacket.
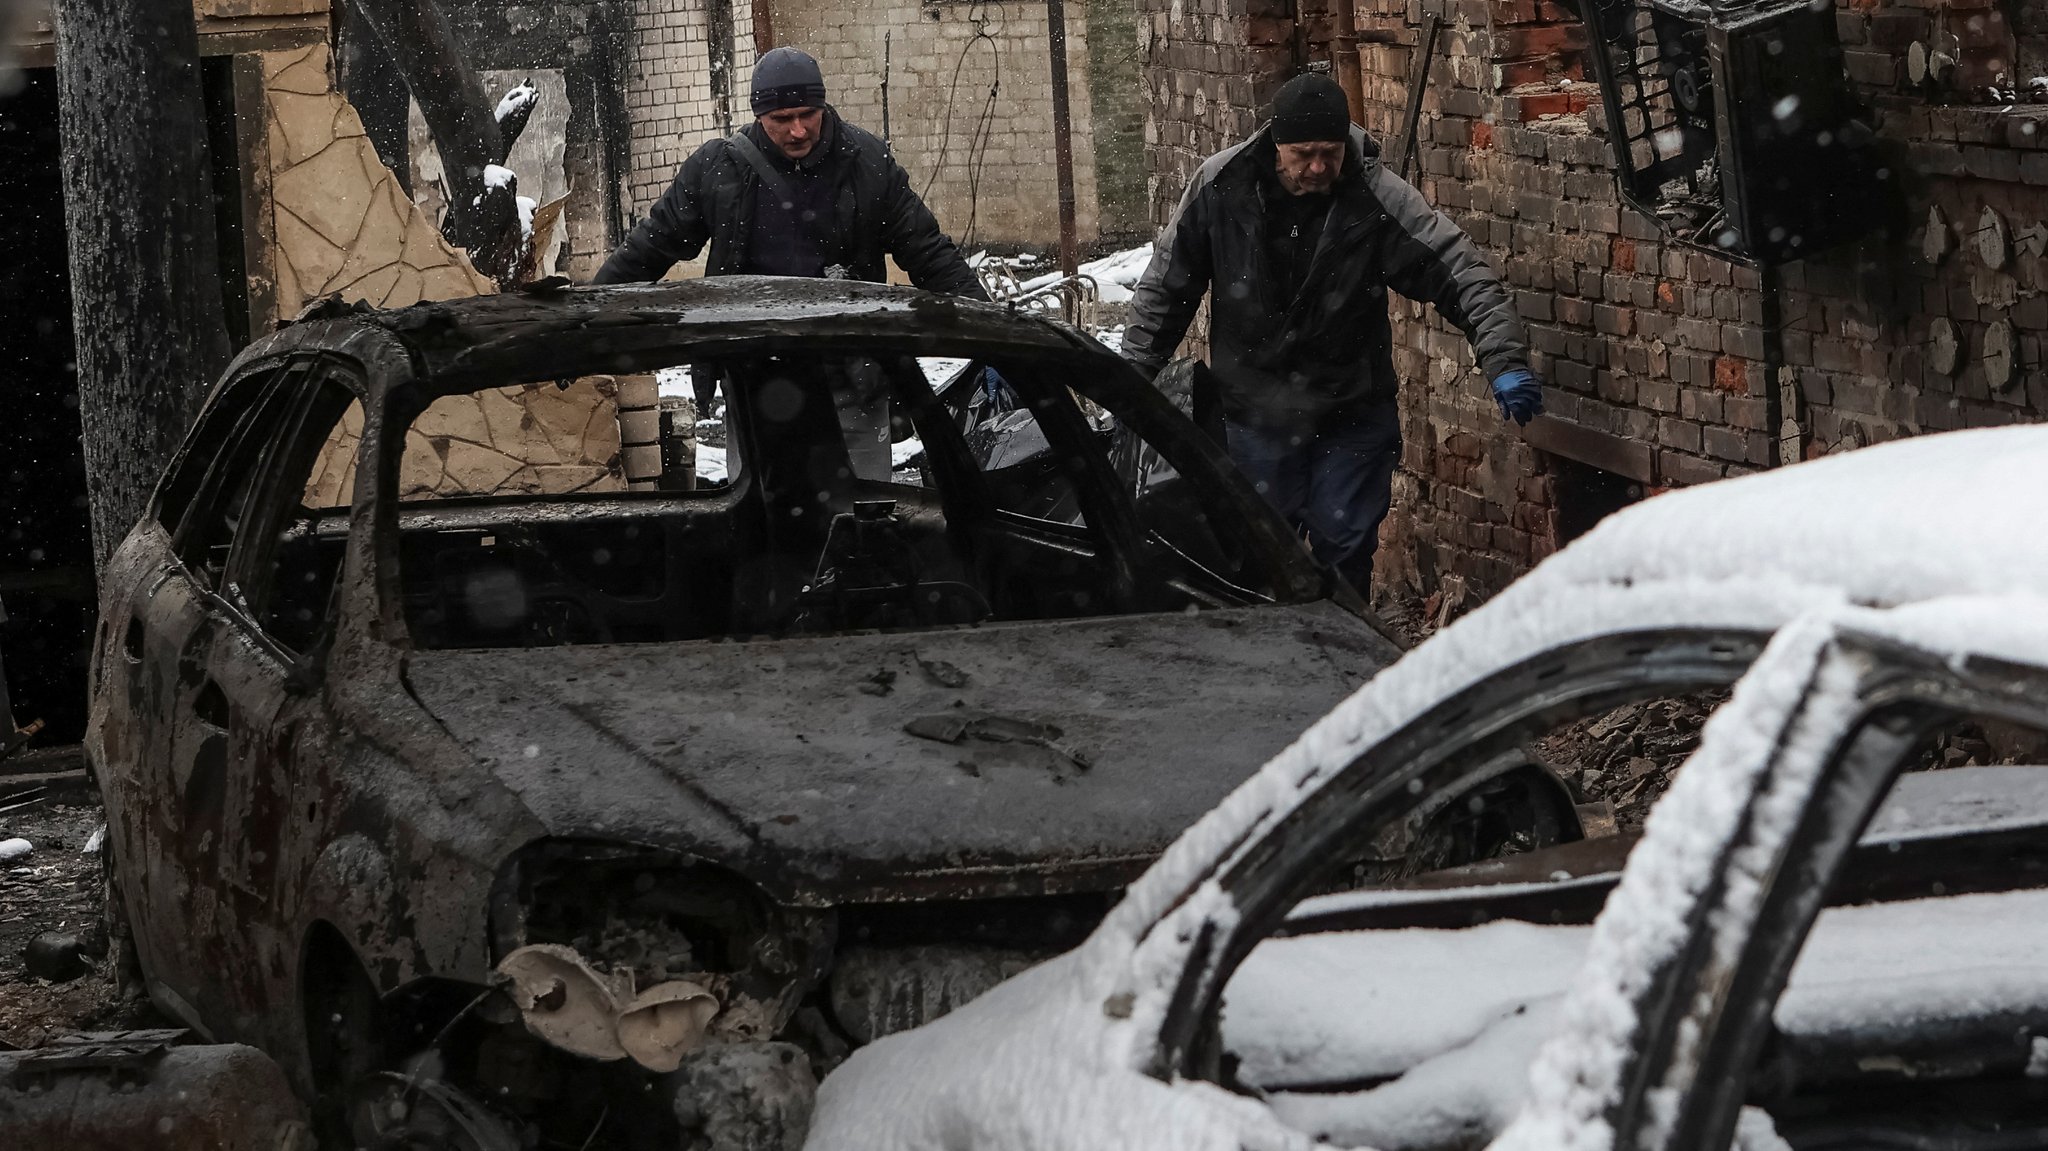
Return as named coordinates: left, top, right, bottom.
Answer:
left=592, top=108, right=988, bottom=299
left=1123, top=125, right=1529, bottom=431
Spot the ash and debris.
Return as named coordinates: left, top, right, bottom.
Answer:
left=0, top=802, right=164, bottom=1048
left=1537, top=692, right=1728, bottom=831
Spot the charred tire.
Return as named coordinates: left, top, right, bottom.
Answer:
left=96, top=827, right=146, bottom=1000
left=300, top=922, right=386, bottom=1144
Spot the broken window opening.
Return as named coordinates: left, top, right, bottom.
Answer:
left=1570, top=0, right=1892, bottom=265
left=381, top=343, right=1288, bottom=652
left=1551, top=455, right=1642, bottom=546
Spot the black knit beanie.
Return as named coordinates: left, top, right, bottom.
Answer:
left=751, top=47, right=828, bottom=116
left=1269, top=74, right=1350, bottom=144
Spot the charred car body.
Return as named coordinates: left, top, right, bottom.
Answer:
left=84, top=280, right=1578, bottom=1147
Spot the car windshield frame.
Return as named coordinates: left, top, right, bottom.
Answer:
left=362, top=325, right=1328, bottom=652
left=1142, top=624, right=1770, bottom=1084
left=1593, top=628, right=2048, bottom=1151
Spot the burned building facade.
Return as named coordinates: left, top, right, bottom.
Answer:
left=1142, top=0, right=2048, bottom=606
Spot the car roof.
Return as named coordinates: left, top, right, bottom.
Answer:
left=351, top=277, right=1110, bottom=395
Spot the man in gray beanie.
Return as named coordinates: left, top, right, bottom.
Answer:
left=1124, top=73, right=1540, bottom=593
left=593, top=47, right=983, bottom=296
left=593, top=48, right=986, bottom=473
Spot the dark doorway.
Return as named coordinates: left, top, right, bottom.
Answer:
left=1553, top=456, right=1643, bottom=546
left=0, top=69, right=95, bottom=746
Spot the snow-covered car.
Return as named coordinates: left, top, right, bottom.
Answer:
left=85, top=279, right=1603, bottom=1147
left=808, top=426, right=2048, bottom=1151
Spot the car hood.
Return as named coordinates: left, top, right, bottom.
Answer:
left=401, top=602, right=1397, bottom=906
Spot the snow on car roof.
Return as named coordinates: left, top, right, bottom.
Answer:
left=1092, top=427, right=2048, bottom=1055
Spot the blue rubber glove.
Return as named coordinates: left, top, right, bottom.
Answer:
left=1491, top=368, right=1544, bottom=426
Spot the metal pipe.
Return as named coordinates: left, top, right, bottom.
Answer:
left=882, top=31, right=892, bottom=148
left=1046, top=0, right=1080, bottom=276
left=1330, top=0, right=1363, bottom=125
left=1396, top=14, right=1443, bottom=183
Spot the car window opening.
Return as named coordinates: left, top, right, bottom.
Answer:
left=382, top=350, right=1288, bottom=651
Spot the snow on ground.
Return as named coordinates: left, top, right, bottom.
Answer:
left=919, top=357, right=971, bottom=390
left=1014, top=243, right=1154, bottom=303
left=694, top=443, right=726, bottom=484
left=655, top=365, right=696, bottom=400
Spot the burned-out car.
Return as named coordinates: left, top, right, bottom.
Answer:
left=806, top=426, right=2048, bottom=1151
left=84, top=279, right=1580, bottom=1147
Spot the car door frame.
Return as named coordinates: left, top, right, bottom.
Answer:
left=1593, top=626, right=2048, bottom=1151
left=132, top=349, right=367, bottom=1037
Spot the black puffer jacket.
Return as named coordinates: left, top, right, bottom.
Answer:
left=593, top=108, right=987, bottom=298
left=1124, top=125, right=1528, bottom=431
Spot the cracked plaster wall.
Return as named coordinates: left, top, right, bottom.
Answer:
left=260, top=42, right=498, bottom=317
left=261, top=42, right=623, bottom=497
left=303, top=378, right=627, bottom=507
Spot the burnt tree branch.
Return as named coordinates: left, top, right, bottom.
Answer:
left=344, top=0, right=530, bottom=282
left=51, top=0, right=235, bottom=574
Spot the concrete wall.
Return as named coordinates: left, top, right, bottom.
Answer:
left=770, top=0, right=1101, bottom=250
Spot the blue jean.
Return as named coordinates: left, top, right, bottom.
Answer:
left=1226, top=402, right=1401, bottom=590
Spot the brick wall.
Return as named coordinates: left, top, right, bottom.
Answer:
left=769, top=0, right=1100, bottom=249
left=1320, top=0, right=2048, bottom=607
left=624, top=0, right=758, bottom=235
left=1138, top=0, right=1276, bottom=229
left=1089, top=0, right=1151, bottom=242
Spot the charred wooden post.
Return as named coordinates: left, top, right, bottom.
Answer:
left=50, top=0, right=235, bottom=573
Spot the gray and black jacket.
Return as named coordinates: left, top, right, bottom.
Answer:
left=592, top=108, right=987, bottom=298
left=1124, top=125, right=1528, bottom=431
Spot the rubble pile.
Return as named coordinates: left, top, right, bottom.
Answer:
left=0, top=804, right=153, bottom=1047
left=1536, top=692, right=1728, bottom=830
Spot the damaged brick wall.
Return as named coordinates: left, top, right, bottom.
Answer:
left=1137, top=0, right=1278, bottom=230
left=1324, top=0, right=2048, bottom=606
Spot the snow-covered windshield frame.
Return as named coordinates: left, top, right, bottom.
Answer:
left=1595, top=627, right=2048, bottom=1151
left=1144, top=623, right=1770, bottom=1084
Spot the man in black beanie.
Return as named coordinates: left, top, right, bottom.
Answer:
left=592, top=47, right=986, bottom=473
left=1124, top=72, right=1541, bottom=593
